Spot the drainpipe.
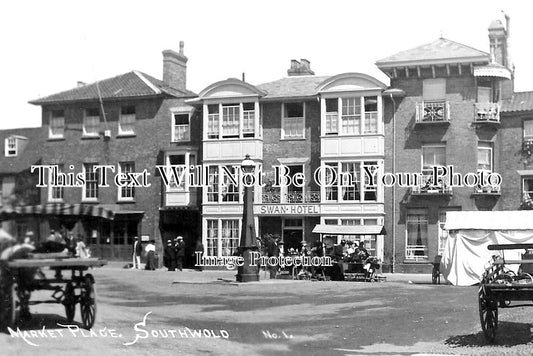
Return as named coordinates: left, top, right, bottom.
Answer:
left=383, top=88, right=405, bottom=273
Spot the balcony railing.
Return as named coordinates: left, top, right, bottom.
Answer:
left=415, top=101, right=450, bottom=124
left=474, top=103, right=500, bottom=123
left=261, top=191, right=321, bottom=204
left=473, top=184, right=501, bottom=196
left=411, top=175, right=452, bottom=196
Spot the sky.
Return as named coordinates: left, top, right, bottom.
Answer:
left=1, top=0, right=532, bottom=130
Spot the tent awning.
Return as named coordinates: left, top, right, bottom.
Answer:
left=312, top=224, right=385, bottom=235
left=444, top=211, right=533, bottom=230
left=0, top=204, right=144, bottom=220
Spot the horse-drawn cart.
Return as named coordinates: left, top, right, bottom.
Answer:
left=478, top=243, right=533, bottom=342
left=0, top=254, right=107, bottom=331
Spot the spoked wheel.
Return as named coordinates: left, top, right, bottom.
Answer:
left=432, top=266, right=440, bottom=284
left=80, top=275, right=96, bottom=329
left=63, top=282, right=76, bottom=322
left=479, top=286, right=498, bottom=342
left=0, top=264, right=17, bottom=331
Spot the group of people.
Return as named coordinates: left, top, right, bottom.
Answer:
left=45, top=229, right=90, bottom=258
left=163, top=236, right=186, bottom=271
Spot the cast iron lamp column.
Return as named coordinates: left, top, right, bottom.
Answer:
left=236, top=154, right=260, bottom=282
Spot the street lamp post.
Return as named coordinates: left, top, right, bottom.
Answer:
left=236, top=154, right=260, bottom=282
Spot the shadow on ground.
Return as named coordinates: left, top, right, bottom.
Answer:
left=444, top=321, right=533, bottom=347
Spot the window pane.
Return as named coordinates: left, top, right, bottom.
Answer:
left=364, top=97, right=378, bottom=134
left=285, top=103, right=303, bottom=117
left=221, top=219, right=239, bottom=256
left=206, top=220, right=218, bottom=257
left=119, top=162, right=135, bottom=199
left=173, top=113, right=190, bottom=141
left=524, top=120, right=533, bottom=138
left=325, top=163, right=338, bottom=201
left=406, top=209, right=428, bottom=260
left=341, top=162, right=359, bottom=201
left=222, top=105, right=239, bottom=137
left=207, top=166, right=219, bottom=202
left=341, top=98, right=360, bottom=134
left=84, top=163, right=99, bottom=199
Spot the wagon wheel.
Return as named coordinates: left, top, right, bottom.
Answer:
left=0, top=265, right=17, bottom=330
left=479, top=286, right=498, bottom=342
left=80, top=275, right=96, bottom=329
left=432, top=265, right=440, bottom=284
left=63, top=282, right=76, bottom=322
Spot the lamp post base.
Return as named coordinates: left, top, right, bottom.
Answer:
left=235, top=247, right=259, bottom=282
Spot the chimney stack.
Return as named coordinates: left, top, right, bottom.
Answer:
left=287, top=59, right=315, bottom=76
left=162, top=41, right=188, bottom=91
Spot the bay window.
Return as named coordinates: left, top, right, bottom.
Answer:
left=205, top=102, right=258, bottom=139
left=323, top=96, right=381, bottom=136
left=323, top=161, right=380, bottom=202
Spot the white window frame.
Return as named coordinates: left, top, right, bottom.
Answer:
left=118, top=106, right=136, bottom=136
left=405, top=208, right=429, bottom=261
left=477, top=142, right=493, bottom=173
left=322, top=95, right=382, bottom=136
left=204, top=218, right=241, bottom=258
left=523, top=177, right=533, bottom=200
left=171, top=110, right=191, bottom=142
left=281, top=102, right=305, bottom=139
left=82, top=163, right=99, bottom=202
left=118, top=161, right=135, bottom=201
left=322, top=160, right=381, bottom=203
left=48, top=164, right=64, bottom=202
left=524, top=120, right=533, bottom=140
left=5, top=137, right=17, bottom=157
left=49, top=110, right=65, bottom=139
left=421, top=145, right=446, bottom=179
left=83, top=109, right=100, bottom=137
left=203, top=101, right=259, bottom=140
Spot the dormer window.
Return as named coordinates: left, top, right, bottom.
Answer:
left=83, top=108, right=100, bottom=137
left=119, top=106, right=136, bottom=136
left=5, top=137, right=17, bottom=157
left=49, top=110, right=65, bottom=139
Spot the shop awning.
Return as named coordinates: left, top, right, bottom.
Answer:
left=312, top=224, right=385, bottom=235
left=0, top=203, right=144, bottom=220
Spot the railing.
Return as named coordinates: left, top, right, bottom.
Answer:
left=411, top=175, right=452, bottom=196
left=474, top=183, right=501, bottom=195
left=415, top=101, right=450, bottom=123
left=261, top=191, right=321, bottom=204
left=474, top=103, right=500, bottom=123
left=405, top=246, right=428, bottom=261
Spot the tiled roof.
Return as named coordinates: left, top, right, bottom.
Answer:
left=29, top=71, right=196, bottom=105
left=501, top=91, right=533, bottom=113
left=0, top=127, right=44, bottom=174
left=376, top=38, right=489, bottom=67
left=257, top=76, right=330, bottom=99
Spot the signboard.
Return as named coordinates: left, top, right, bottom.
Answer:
left=255, top=204, right=320, bottom=215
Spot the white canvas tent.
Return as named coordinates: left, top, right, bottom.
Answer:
left=442, top=211, right=533, bottom=286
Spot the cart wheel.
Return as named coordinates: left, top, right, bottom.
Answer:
left=0, top=264, right=17, bottom=330
left=479, top=286, right=498, bottom=342
left=80, top=275, right=96, bottom=329
left=432, top=266, right=439, bottom=284
left=64, top=283, right=76, bottom=322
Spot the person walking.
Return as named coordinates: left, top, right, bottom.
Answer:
left=132, top=236, right=142, bottom=269
left=175, top=236, right=185, bottom=271
left=164, top=240, right=177, bottom=271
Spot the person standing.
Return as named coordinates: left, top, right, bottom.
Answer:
left=175, top=236, right=185, bottom=271
left=133, top=236, right=142, bottom=269
left=145, top=240, right=156, bottom=271
left=165, top=240, right=177, bottom=271
left=194, top=239, right=204, bottom=271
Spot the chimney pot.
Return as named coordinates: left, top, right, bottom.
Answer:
left=179, top=41, right=184, bottom=55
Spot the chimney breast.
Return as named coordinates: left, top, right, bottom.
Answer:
left=162, top=42, right=188, bottom=91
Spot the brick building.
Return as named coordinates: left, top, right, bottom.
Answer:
left=193, top=60, right=387, bottom=260
left=377, top=17, right=514, bottom=272
left=1, top=43, right=201, bottom=263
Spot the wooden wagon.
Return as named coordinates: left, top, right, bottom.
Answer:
left=478, top=243, right=533, bottom=342
left=0, top=254, right=107, bottom=331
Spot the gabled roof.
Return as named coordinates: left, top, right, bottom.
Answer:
left=29, top=71, right=196, bottom=105
left=376, top=38, right=489, bottom=68
left=257, top=75, right=330, bottom=99
left=501, top=91, right=533, bottom=113
left=0, top=127, right=44, bottom=174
